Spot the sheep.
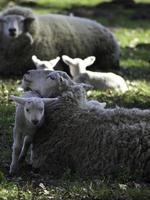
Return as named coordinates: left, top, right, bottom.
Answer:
left=10, top=91, right=57, bottom=174
left=20, top=69, right=74, bottom=97
left=30, top=93, right=150, bottom=180
left=32, top=55, right=60, bottom=70
left=48, top=71, right=106, bottom=110
left=20, top=69, right=106, bottom=110
left=62, top=55, right=128, bottom=93
left=0, top=6, right=120, bottom=75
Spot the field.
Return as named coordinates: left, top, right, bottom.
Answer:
left=0, top=0, right=150, bottom=199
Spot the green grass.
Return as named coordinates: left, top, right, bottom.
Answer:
left=0, top=0, right=150, bottom=199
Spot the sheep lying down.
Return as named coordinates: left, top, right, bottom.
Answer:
left=21, top=69, right=106, bottom=110
left=32, top=95, right=150, bottom=180
left=18, top=70, right=150, bottom=180
left=10, top=91, right=57, bottom=174
left=0, top=6, right=120, bottom=75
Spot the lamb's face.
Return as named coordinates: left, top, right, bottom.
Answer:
left=24, top=98, right=45, bottom=126
left=11, top=95, right=56, bottom=126
left=0, top=14, right=25, bottom=38
left=62, top=55, right=96, bottom=77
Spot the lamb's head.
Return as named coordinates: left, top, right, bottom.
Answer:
left=0, top=6, right=36, bottom=43
left=11, top=95, right=53, bottom=126
left=72, top=83, right=93, bottom=102
left=62, top=55, right=96, bottom=78
left=32, top=55, right=60, bottom=70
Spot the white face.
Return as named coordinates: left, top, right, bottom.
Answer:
left=24, top=99, right=44, bottom=126
left=0, top=15, right=25, bottom=38
left=62, top=55, right=96, bottom=77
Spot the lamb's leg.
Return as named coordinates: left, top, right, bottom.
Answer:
left=30, top=144, right=34, bottom=165
left=18, top=135, right=32, bottom=163
left=9, top=128, right=22, bottom=175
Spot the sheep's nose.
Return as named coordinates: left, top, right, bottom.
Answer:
left=9, top=28, right=16, bottom=36
left=32, top=120, right=39, bottom=125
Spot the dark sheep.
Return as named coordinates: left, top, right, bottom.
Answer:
left=31, top=94, right=150, bottom=180
left=0, top=6, right=120, bottom=75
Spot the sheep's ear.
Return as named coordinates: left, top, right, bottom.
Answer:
left=48, top=56, right=60, bottom=69
left=42, top=97, right=58, bottom=103
left=10, top=95, right=27, bottom=105
left=83, top=56, right=96, bottom=67
left=62, top=55, right=76, bottom=66
left=24, top=16, right=35, bottom=23
left=80, top=83, right=93, bottom=91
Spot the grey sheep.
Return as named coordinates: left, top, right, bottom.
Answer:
left=20, top=69, right=74, bottom=97
left=48, top=71, right=107, bottom=110
left=31, top=94, right=150, bottom=180
left=10, top=90, right=56, bottom=174
left=21, top=69, right=106, bottom=109
left=0, top=6, right=120, bottom=75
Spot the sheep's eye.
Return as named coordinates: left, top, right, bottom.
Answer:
left=39, top=108, right=43, bottom=112
left=26, top=108, right=30, bottom=112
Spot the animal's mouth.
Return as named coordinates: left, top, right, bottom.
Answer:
left=23, top=74, right=32, bottom=83
left=9, top=33, right=16, bottom=37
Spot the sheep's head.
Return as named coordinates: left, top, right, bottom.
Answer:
left=21, top=69, right=57, bottom=97
left=0, top=14, right=35, bottom=39
left=32, top=55, right=60, bottom=70
left=11, top=95, right=54, bottom=126
left=21, top=70, right=72, bottom=97
left=62, top=55, right=96, bottom=78
left=0, top=6, right=36, bottom=44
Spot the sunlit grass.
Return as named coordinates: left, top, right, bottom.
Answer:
left=36, top=0, right=106, bottom=7
left=0, top=0, right=150, bottom=199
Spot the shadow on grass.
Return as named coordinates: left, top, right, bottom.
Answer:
left=64, top=1, right=150, bottom=29
left=120, top=44, right=150, bottom=81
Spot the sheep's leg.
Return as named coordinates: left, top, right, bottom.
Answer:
left=9, top=129, right=22, bottom=175
left=18, top=135, right=32, bottom=163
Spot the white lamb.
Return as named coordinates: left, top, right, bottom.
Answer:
left=32, top=55, right=60, bottom=70
left=10, top=91, right=57, bottom=175
left=62, top=55, right=128, bottom=93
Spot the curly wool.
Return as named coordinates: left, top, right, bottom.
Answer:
left=32, top=96, right=150, bottom=180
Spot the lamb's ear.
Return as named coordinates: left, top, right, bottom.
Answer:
left=62, top=55, right=76, bottom=66
left=10, top=95, right=26, bottom=105
left=83, top=56, right=96, bottom=68
left=0, top=15, right=4, bottom=22
left=32, top=55, right=41, bottom=68
left=42, top=97, right=58, bottom=103
left=48, top=56, right=60, bottom=69
left=80, top=83, right=94, bottom=91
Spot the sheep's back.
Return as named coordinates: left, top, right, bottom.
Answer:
left=32, top=98, right=150, bottom=180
